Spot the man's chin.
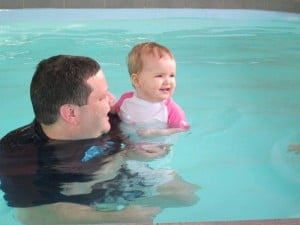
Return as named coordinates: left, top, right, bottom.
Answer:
left=103, top=124, right=111, bottom=134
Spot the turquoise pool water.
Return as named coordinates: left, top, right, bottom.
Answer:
left=0, top=8, right=300, bottom=224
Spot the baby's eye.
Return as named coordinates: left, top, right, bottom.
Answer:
left=170, top=74, right=175, bottom=78
left=155, top=74, right=163, bottom=78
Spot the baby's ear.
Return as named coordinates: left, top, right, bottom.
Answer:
left=131, top=73, right=139, bottom=88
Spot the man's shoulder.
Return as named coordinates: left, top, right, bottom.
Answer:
left=0, top=122, right=43, bottom=151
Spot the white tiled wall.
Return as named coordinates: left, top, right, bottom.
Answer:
left=0, top=0, right=299, bottom=12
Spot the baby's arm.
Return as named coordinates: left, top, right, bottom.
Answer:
left=137, top=127, right=187, bottom=138
left=136, top=98, right=190, bottom=138
left=110, top=92, right=134, bottom=114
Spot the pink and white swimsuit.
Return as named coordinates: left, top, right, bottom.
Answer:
left=114, top=92, right=190, bottom=129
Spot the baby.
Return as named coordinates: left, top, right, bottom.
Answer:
left=112, top=42, right=190, bottom=139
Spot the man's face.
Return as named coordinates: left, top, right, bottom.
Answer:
left=78, top=70, right=111, bottom=138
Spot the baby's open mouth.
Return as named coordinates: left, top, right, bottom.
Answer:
left=160, top=88, right=170, bottom=92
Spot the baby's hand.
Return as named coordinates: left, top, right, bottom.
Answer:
left=137, top=127, right=187, bottom=137
left=127, top=143, right=172, bottom=160
left=137, top=129, right=151, bottom=137
left=137, top=128, right=157, bottom=137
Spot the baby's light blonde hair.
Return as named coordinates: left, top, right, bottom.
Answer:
left=127, top=42, right=174, bottom=76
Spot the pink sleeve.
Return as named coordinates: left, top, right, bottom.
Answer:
left=165, top=98, right=190, bottom=129
left=114, top=92, right=134, bottom=113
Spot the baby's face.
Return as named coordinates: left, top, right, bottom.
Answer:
left=132, top=54, right=176, bottom=102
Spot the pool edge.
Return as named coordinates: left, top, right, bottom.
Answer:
left=158, top=218, right=300, bottom=225
left=0, top=0, right=300, bottom=13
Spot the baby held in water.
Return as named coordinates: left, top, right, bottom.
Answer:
left=112, top=42, right=190, bottom=142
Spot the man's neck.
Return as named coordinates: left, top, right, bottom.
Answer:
left=41, top=123, right=76, bottom=140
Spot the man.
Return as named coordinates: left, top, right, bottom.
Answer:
left=0, top=55, right=198, bottom=224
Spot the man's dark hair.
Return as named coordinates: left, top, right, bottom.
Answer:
left=30, top=55, right=100, bottom=125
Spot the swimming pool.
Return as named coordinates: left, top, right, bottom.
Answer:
left=0, top=8, right=300, bottom=225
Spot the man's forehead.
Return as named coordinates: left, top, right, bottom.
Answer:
left=86, top=70, right=104, bottom=83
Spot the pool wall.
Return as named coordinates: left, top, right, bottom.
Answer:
left=0, top=0, right=300, bottom=12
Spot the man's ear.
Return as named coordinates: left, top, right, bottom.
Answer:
left=131, top=73, right=139, bottom=88
left=59, top=104, right=79, bottom=125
